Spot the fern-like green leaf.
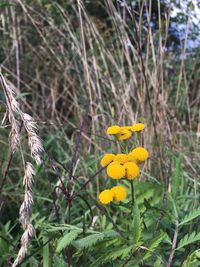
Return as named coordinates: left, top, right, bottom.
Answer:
left=73, top=233, right=104, bottom=249
left=177, top=231, right=200, bottom=250
left=103, top=246, right=133, bottom=262
left=179, top=208, right=200, bottom=226
left=47, top=224, right=81, bottom=232
left=73, top=230, right=119, bottom=250
left=102, top=229, right=120, bottom=238
left=52, top=256, right=66, bottom=267
left=143, top=232, right=166, bottom=260
left=182, top=249, right=200, bottom=267
left=90, top=246, right=133, bottom=267
left=56, top=229, right=81, bottom=253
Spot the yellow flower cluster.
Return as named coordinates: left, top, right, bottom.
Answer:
left=100, top=147, right=148, bottom=180
left=98, top=185, right=127, bottom=204
left=106, top=123, right=145, bottom=141
left=99, top=123, right=148, bottom=205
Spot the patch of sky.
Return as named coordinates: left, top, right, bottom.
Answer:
left=167, top=0, right=200, bottom=49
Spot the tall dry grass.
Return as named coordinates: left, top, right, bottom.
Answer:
left=1, top=0, right=198, bottom=141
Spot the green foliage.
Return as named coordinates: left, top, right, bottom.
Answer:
left=177, top=232, right=200, bottom=250
left=179, top=208, right=200, bottom=226
left=1, top=146, right=199, bottom=266
left=182, top=249, right=200, bottom=267
left=43, top=236, right=50, bottom=267
left=73, top=229, right=119, bottom=250
left=52, top=256, right=66, bottom=267
left=143, top=232, right=167, bottom=261
left=0, top=222, right=15, bottom=265
left=56, top=229, right=81, bottom=253
left=171, top=156, right=183, bottom=199
left=0, top=2, right=15, bottom=9
left=90, top=246, right=133, bottom=267
left=132, top=202, right=142, bottom=245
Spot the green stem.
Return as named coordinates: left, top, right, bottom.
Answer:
left=130, top=181, right=135, bottom=212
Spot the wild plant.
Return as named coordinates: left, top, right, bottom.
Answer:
left=0, top=73, right=43, bottom=267
left=0, top=0, right=199, bottom=266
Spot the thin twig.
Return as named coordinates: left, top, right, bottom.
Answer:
left=72, top=165, right=107, bottom=199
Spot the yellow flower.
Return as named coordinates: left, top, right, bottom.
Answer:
left=126, top=153, right=137, bottom=162
left=100, top=153, right=115, bottom=167
left=107, top=125, right=121, bottom=135
left=120, top=126, right=132, bottom=131
left=114, top=153, right=128, bottom=164
left=107, top=162, right=125, bottom=179
left=98, top=189, right=113, bottom=204
left=131, top=123, right=145, bottom=132
left=111, top=185, right=127, bottom=201
left=124, top=162, right=140, bottom=179
left=129, top=147, right=149, bottom=162
left=117, top=129, right=132, bottom=141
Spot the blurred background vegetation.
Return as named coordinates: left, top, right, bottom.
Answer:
left=0, top=0, right=200, bottom=266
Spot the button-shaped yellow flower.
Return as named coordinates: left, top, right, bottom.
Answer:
left=107, top=162, right=125, bottom=179
left=111, top=185, right=127, bottom=201
left=131, top=123, right=145, bottom=132
left=106, top=125, right=121, bottom=135
left=100, top=153, right=115, bottom=167
left=98, top=189, right=114, bottom=204
left=114, top=153, right=128, bottom=164
left=124, top=162, right=140, bottom=179
left=129, top=147, right=149, bottom=162
left=120, top=126, right=133, bottom=131
left=117, top=129, right=132, bottom=141
left=126, top=153, right=137, bottom=162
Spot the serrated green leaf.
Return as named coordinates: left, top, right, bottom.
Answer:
left=103, top=246, right=133, bottom=261
left=73, top=233, right=104, bottom=249
left=179, top=208, right=200, bottom=226
left=73, top=230, right=119, bottom=250
left=52, top=255, right=66, bottom=267
left=143, top=232, right=166, bottom=260
left=183, top=249, right=200, bottom=267
left=56, top=229, right=81, bottom=253
left=137, top=188, right=155, bottom=204
left=177, top=231, right=200, bottom=250
left=46, top=224, right=82, bottom=232
left=102, top=229, right=120, bottom=238
left=90, top=246, right=134, bottom=267
left=154, top=257, right=164, bottom=267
